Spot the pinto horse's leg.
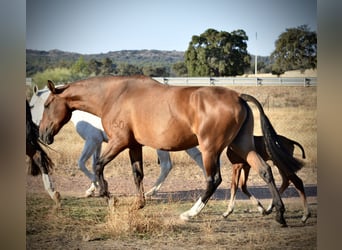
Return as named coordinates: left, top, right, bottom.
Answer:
left=78, top=139, right=100, bottom=196
left=185, top=147, right=205, bottom=175
left=180, top=152, right=221, bottom=220
left=129, top=146, right=145, bottom=209
left=145, top=150, right=172, bottom=196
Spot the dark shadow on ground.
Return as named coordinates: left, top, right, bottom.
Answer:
left=146, top=184, right=317, bottom=202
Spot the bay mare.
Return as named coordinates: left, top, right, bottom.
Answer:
left=26, top=100, right=61, bottom=207
left=39, top=75, right=303, bottom=226
left=30, top=86, right=204, bottom=197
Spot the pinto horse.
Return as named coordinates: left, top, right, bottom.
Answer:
left=26, top=100, right=61, bottom=207
left=30, top=86, right=204, bottom=197
left=39, top=75, right=303, bottom=226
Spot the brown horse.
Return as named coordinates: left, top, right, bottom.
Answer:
left=39, top=75, right=302, bottom=226
left=224, top=135, right=310, bottom=223
left=26, top=100, right=61, bottom=207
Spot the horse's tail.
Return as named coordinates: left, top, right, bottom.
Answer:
left=239, top=93, right=304, bottom=175
left=288, top=138, right=306, bottom=159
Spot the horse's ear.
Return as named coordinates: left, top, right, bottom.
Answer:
left=47, top=80, right=56, bottom=94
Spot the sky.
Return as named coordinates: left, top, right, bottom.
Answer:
left=26, top=0, right=316, bottom=57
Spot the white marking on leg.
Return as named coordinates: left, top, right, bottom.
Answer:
left=180, top=197, right=205, bottom=220
left=42, top=173, right=61, bottom=206
left=85, top=182, right=97, bottom=197
left=42, top=173, right=55, bottom=199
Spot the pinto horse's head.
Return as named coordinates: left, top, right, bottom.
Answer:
left=39, top=80, right=72, bottom=144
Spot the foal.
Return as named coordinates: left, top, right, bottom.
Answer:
left=224, top=135, right=310, bottom=223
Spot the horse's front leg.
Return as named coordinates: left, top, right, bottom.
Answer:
left=129, top=146, right=145, bottom=209
left=95, top=139, right=126, bottom=198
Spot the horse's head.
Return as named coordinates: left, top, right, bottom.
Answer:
left=39, top=80, right=72, bottom=144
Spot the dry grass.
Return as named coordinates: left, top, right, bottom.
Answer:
left=27, top=86, right=317, bottom=249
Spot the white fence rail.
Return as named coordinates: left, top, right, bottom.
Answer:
left=153, top=77, right=317, bottom=87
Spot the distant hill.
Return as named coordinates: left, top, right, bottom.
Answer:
left=26, top=49, right=185, bottom=76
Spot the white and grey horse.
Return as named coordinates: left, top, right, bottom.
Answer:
left=30, top=85, right=205, bottom=197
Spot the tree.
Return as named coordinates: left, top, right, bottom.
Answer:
left=101, top=57, right=114, bottom=75
left=117, top=63, right=142, bottom=76
left=71, top=56, right=90, bottom=77
left=271, top=25, right=317, bottom=75
left=142, top=65, right=169, bottom=77
left=171, top=62, right=188, bottom=76
left=185, top=28, right=250, bottom=76
left=87, top=59, right=102, bottom=76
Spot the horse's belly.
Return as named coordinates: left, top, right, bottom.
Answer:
left=134, top=124, right=198, bottom=151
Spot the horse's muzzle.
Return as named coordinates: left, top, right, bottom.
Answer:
left=39, top=129, right=54, bottom=145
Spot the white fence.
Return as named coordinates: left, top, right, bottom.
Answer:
left=153, top=77, right=317, bottom=87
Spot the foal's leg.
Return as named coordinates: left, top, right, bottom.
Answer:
left=145, top=150, right=172, bottom=196
left=223, top=163, right=243, bottom=217
left=231, top=139, right=286, bottom=224
left=238, top=165, right=266, bottom=215
left=289, top=173, right=311, bottom=223
left=267, top=171, right=311, bottom=223
left=129, top=147, right=145, bottom=209
left=180, top=152, right=221, bottom=220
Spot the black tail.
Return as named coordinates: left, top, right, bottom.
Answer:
left=288, top=138, right=306, bottom=159
left=239, top=93, right=303, bottom=175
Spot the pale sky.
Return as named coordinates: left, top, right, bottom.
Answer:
left=26, top=0, right=316, bottom=56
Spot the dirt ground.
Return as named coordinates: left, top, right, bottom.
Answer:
left=26, top=156, right=317, bottom=249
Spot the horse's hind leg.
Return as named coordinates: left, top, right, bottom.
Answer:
left=230, top=117, right=286, bottom=226
left=288, top=173, right=311, bottom=223
left=79, top=139, right=100, bottom=196
left=145, top=149, right=172, bottom=196
left=180, top=152, right=221, bottom=220
left=129, top=146, right=145, bottom=209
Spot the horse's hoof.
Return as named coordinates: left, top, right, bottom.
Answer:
left=276, top=213, right=287, bottom=227
left=99, top=190, right=110, bottom=198
left=180, top=212, right=191, bottom=221
left=53, top=191, right=62, bottom=208
left=222, top=209, right=233, bottom=218
left=134, top=199, right=145, bottom=210
left=301, top=212, right=311, bottom=223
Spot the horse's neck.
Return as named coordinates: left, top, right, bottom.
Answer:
left=65, top=82, right=105, bottom=117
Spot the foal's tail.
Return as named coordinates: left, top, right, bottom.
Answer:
left=289, top=138, right=306, bottom=159
left=239, top=93, right=304, bottom=175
